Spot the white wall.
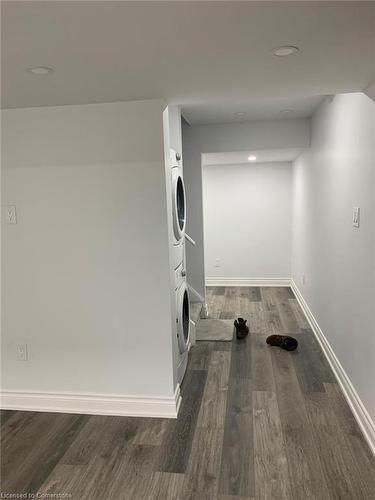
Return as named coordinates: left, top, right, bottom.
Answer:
left=182, top=118, right=310, bottom=298
left=1, top=100, right=176, bottom=401
left=203, top=162, right=292, bottom=280
left=292, top=93, right=375, bottom=421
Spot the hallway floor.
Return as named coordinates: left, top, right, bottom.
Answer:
left=1, top=287, right=375, bottom=499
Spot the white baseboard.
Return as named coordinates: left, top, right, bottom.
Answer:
left=205, top=277, right=292, bottom=287
left=291, top=279, right=375, bottom=456
left=0, top=384, right=181, bottom=419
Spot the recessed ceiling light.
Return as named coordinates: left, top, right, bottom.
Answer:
left=234, top=111, right=247, bottom=117
left=27, top=66, right=54, bottom=75
left=248, top=155, right=257, bottom=162
left=280, top=109, right=294, bottom=117
left=272, top=46, right=300, bottom=57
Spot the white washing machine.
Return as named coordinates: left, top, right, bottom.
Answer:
left=170, top=149, right=186, bottom=269
left=175, top=263, right=190, bottom=383
left=169, top=149, right=190, bottom=383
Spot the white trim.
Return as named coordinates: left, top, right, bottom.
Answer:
left=0, top=384, right=182, bottom=419
left=291, top=279, right=375, bottom=456
left=205, top=277, right=292, bottom=287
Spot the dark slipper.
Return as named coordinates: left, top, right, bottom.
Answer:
left=266, top=334, right=298, bottom=351
left=234, top=318, right=249, bottom=339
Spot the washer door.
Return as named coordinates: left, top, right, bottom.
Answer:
left=172, top=168, right=186, bottom=242
left=177, top=282, right=190, bottom=354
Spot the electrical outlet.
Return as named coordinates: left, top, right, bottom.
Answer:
left=352, top=207, right=360, bottom=228
left=6, top=205, right=17, bottom=224
left=215, top=258, right=221, bottom=268
left=16, top=343, right=28, bottom=361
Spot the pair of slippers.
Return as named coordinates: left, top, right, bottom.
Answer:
left=234, top=318, right=298, bottom=351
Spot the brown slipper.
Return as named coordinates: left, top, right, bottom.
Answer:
left=266, top=334, right=298, bottom=351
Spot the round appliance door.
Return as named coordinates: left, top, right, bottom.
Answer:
left=172, top=168, right=186, bottom=242
left=177, top=282, right=190, bottom=354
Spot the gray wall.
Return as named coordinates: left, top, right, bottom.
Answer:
left=292, top=93, right=375, bottom=421
left=2, top=100, right=176, bottom=398
left=182, top=118, right=310, bottom=299
left=203, top=162, right=292, bottom=280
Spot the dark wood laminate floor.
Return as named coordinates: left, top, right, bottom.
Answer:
left=1, top=287, right=375, bottom=499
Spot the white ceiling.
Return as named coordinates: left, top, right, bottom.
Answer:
left=183, top=95, right=324, bottom=125
left=202, top=149, right=303, bottom=166
left=2, top=1, right=375, bottom=125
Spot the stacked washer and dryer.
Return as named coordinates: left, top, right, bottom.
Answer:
left=170, top=149, right=190, bottom=384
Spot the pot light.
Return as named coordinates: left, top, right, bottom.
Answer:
left=234, top=111, right=247, bottom=117
left=27, top=66, right=54, bottom=75
left=280, top=109, right=294, bottom=117
left=248, top=155, right=257, bottom=162
left=272, top=46, right=300, bottom=57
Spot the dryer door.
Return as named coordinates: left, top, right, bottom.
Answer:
left=172, top=168, right=186, bottom=242
left=177, top=282, right=190, bottom=354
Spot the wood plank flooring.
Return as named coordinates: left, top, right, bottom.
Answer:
left=1, top=286, right=374, bottom=499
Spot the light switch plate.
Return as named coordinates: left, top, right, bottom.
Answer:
left=6, top=205, right=17, bottom=224
left=353, top=207, right=360, bottom=228
left=16, top=343, right=28, bottom=361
